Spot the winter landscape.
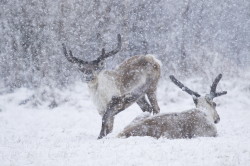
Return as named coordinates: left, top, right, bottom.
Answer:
left=1, top=0, right=250, bottom=166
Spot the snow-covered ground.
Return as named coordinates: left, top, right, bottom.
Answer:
left=0, top=78, right=250, bottom=166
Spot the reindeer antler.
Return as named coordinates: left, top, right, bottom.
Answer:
left=63, top=34, right=122, bottom=66
left=209, top=74, right=227, bottom=99
left=62, top=43, right=88, bottom=66
left=169, top=75, right=201, bottom=98
left=95, top=34, right=122, bottom=63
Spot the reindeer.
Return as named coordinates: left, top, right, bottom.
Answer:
left=62, top=34, right=161, bottom=139
left=118, top=74, right=227, bottom=139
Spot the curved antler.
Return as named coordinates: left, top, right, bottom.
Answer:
left=210, top=74, right=227, bottom=99
left=62, top=43, right=88, bottom=66
left=169, top=75, right=200, bottom=97
left=95, top=34, right=122, bottom=63
left=63, top=34, right=122, bottom=66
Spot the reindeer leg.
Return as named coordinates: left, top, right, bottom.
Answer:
left=147, top=92, right=160, bottom=115
left=98, top=95, right=136, bottom=139
left=98, top=96, right=120, bottom=139
left=136, top=96, right=153, bottom=113
left=146, top=75, right=160, bottom=115
left=107, top=116, right=114, bottom=133
left=98, top=84, right=150, bottom=139
left=98, top=108, right=113, bottom=139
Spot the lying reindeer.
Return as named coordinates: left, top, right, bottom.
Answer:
left=118, top=74, right=227, bottom=139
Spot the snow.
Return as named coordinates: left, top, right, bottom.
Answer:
left=1, top=0, right=249, bottom=165
left=0, top=79, right=250, bottom=166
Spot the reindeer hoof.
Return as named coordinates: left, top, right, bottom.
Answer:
left=98, top=130, right=106, bottom=139
left=98, top=127, right=107, bottom=139
left=98, top=124, right=111, bottom=139
left=97, top=135, right=104, bottom=139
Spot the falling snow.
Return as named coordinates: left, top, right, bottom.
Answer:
left=0, top=0, right=250, bottom=165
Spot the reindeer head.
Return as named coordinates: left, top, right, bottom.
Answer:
left=62, top=34, right=122, bottom=82
left=170, top=74, right=227, bottom=124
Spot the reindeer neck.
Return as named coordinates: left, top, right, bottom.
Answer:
left=87, top=70, right=120, bottom=116
left=196, top=97, right=214, bottom=123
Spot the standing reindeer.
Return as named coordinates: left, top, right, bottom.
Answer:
left=118, top=74, right=227, bottom=139
left=62, top=34, right=161, bottom=139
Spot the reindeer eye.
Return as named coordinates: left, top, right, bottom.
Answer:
left=212, top=102, right=216, bottom=107
left=99, top=61, right=104, bottom=66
